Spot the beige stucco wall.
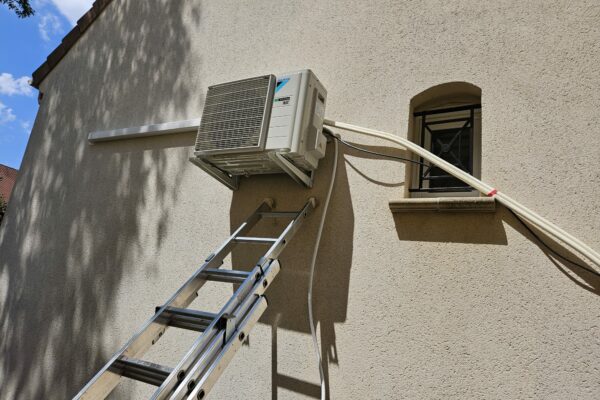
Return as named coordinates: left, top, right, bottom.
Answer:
left=1, top=1, right=600, bottom=398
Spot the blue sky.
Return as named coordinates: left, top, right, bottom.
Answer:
left=0, top=0, right=93, bottom=169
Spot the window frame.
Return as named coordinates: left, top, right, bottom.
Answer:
left=409, top=103, right=482, bottom=198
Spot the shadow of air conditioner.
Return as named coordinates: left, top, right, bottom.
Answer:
left=230, top=142, right=353, bottom=399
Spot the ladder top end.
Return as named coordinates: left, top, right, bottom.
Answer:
left=263, top=198, right=275, bottom=209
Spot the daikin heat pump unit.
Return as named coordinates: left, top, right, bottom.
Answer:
left=190, top=69, right=327, bottom=190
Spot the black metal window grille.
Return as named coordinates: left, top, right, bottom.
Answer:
left=410, top=104, right=481, bottom=193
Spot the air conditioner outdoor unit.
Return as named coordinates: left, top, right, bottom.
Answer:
left=190, top=69, right=327, bottom=190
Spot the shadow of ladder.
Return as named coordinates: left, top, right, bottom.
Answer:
left=271, top=323, right=326, bottom=399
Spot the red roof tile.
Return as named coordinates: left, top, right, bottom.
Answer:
left=0, top=164, right=18, bottom=202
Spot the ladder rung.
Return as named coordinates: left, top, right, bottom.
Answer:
left=200, top=268, right=252, bottom=284
left=158, top=307, right=216, bottom=332
left=233, top=236, right=278, bottom=244
left=162, top=306, right=217, bottom=320
left=111, top=356, right=173, bottom=387
left=260, top=211, right=298, bottom=218
left=167, top=318, right=211, bottom=332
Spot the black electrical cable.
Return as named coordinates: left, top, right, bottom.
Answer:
left=323, top=127, right=599, bottom=279
left=508, top=208, right=600, bottom=279
left=323, top=127, right=429, bottom=168
left=323, top=128, right=600, bottom=278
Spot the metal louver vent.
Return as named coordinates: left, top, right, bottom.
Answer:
left=194, top=74, right=276, bottom=155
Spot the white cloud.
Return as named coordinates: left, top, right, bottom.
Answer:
left=0, top=73, right=33, bottom=96
left=50, top=0, right=94, bottom=25
left=39, top=12, right=63, bottom=42
left=21, top=121, right=32, bottom=134
left=0, top=102, right=17, bottom=125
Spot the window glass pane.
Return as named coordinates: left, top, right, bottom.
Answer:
left=429, top=126, right=471, bottom=188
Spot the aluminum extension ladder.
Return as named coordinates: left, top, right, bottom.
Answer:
left=75, top=198, right=316, bottom=399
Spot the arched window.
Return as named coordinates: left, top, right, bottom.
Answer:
left=406, top=82, right=482, bottom=198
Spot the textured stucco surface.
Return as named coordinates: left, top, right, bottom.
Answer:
left=1, top=1, right=600, bottom=399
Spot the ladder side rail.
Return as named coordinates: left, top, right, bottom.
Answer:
left=170, top=198, right=315, bottom=399
left=155, top=198, right=273, bottom=312
left=168, top=261, right=279, bottom=400
left=187, top=297, right=268, bottom=400
left=256, top=197, right=316, bottom=268
left=74, top=200, right=273, bottom=400
left=187, top=296, right=267, bottom=400
left=153, top=197, right=314, bottom=398
left=153, top=260, right=279, bottom=400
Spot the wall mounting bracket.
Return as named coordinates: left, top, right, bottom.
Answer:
left=268, top=152, right=314, bottom=188
left=188, top=157, right=239, bottom=190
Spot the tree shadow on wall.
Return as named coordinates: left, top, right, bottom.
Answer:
left=229, top=142, right=353, bottom=399
left=0, top=2, right=202, bottom=399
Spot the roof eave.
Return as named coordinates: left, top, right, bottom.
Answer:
left=30, top=0, right=114, bottom=89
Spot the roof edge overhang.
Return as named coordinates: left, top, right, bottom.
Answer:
left=30, top=0, right=114, bottom=89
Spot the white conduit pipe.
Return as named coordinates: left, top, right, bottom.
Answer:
left=308, top=138, right=338, bottom=400
left=323, top=118, right=600, bottom=268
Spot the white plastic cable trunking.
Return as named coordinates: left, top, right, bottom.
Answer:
left=88, top=119, right=201, bottom=143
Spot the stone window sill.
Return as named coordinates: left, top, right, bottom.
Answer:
left=389, top=197, right=496, bottom=213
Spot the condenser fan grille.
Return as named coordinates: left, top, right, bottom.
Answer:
left=195, top=75, right=276, bottom=154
